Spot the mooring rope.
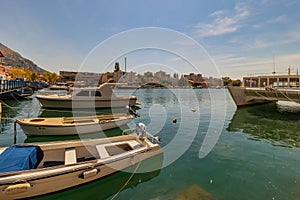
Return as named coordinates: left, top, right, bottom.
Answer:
left=10, top=92, right=21, bottom=102
left=110, top=161, right=141, bottom=200
left=0, top=117, right=16, bottom=120
left=0, top=100, right=18, bottom=110
left=253, top=90, right=270, bottom=100
left=276, top=89, right=298, bottom=102
left=253, top=88, right=300, bottom=104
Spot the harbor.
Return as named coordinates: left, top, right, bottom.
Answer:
left=1, top=88, right=300, bottom=199
left=1, top=1, right=300, bottom=199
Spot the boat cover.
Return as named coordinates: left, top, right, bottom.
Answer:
left=0, top=145, right=44, bottom=173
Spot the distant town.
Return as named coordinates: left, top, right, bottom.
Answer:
left=1, top=57, right=225, bottom=88
left=0, top=46, right=230, bottom=88
left=60, top=62, right=224, bottom=88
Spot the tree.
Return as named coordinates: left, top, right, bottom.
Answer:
left=43, top=72, right=59, bottom=84
left=24, top=69, right=33, bottom=81
left=221, top=77, right=232, bottom=86
left=30, top=71, right=39, bottom=81
left=10, top=68, right=26, bottom=79
left=144, top=72, right=153, bottom=78
left=232, top=79, right=241, bottom=86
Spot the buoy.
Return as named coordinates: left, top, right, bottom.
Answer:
left=172, top=118, right=177, bottom=123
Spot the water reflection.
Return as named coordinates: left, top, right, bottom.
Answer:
left=227, top=102, right=300, bottom=148
left=24, top=126, right=129, bottom=143
left=175, top=184, right=216, bottom=200
left=136, top=88, right=179, bottom=107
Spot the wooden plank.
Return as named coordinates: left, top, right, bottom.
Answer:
left=96, top=145, right=109, bottom=159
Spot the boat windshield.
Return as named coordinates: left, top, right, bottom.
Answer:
left=75, top=90, right=89, bottom=96
left=91, top=91, right=102, bottom=97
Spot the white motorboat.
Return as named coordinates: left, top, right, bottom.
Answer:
left=0, top=123, right=162, bottom=199
left=16, top=113, right=134, bottom=136
left=49, top=82, right=69, bottom=90
left=36, top=83, right=138, bottom=109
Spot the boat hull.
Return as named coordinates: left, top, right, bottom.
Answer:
left=228, top=86, right=300, bottom=107
left=16, top=114, right=133, bottom=136
left=0, top=152, right=162, bottom=200
left=0, top=135, right=163, bottom=199
left=36, top=96, right=137, bottom=109
left=227, top=86, right=276, bottom=107
left=17, top=117, right=132, bottom=136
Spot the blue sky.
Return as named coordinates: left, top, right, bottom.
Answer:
left=1, top=0, right=300, bottom=79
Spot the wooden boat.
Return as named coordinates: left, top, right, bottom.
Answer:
left=36, top=83, right=138, bottom=109
left=0, top=124, right=162, bottom=199
left=16, top=113, right=134, bottom=136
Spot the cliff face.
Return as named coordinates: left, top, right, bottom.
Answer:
left=0, top=43, right=47, bottom=74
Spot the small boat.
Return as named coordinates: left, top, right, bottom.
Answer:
left=0, top=87, right=33, bottom=100
left=36, top=83, right=138, bottom=109
left=17, top=87, right=34, bottom=98
left=49, top=82, right=69, bottom=90
left=139, top=82, right=166, bottom=88
left=16, top=113, right=134, bottom=136
left=115, top=83, right=139, bottom=90
left=0, top=123, right=162, bottom=199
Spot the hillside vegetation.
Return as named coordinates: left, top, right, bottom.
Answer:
left=0, top=43, right=47, bottom=74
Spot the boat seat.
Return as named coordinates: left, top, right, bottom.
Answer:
left=96, top=145, right=109, bottom=159
left=65, top=148, right=77, bottom=165
left=127, top=140, right=141, bottom=149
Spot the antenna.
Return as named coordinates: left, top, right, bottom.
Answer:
left=272, top=55, right=276, bottom=75
left=125, top=57, right=127, bottom=73
left=124, top=57, right=127, bottom=83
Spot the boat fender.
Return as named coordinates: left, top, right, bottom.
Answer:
left=3, top=182, right=31, bottom=195
left=79, top=168, right=99, bottom=179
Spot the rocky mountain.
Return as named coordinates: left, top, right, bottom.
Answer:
left=0, top=42, right=47, bottom=74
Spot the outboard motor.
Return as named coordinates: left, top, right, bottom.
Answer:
left=136, top=123, right=147, bottom=138
left=126, top=105, right=140, bottom=117
left=135, top=123, right=160, bottom=143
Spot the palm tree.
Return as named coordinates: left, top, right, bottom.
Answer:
left=43, top=72, right=59, bottom=84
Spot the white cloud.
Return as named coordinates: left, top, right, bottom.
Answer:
left=193, top=3, right=250, bottom=39
left=214, top=52, right=300, bottom=79
left=210, top=10, right=227, bottom=17
left=267, top=15, right=287, bottom=23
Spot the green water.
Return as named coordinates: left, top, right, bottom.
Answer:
left=1, top=88, right=300, bottom=200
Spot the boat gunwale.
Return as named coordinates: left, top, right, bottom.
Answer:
left=0, top=136, right=161, bottom=184
left=16, top=114, right=133, bottom=128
